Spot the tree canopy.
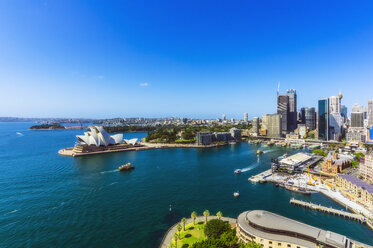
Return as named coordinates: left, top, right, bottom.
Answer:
left=204, top=219, right=231, bottom=239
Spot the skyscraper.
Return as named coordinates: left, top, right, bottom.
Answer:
left=304, top=107, right=316, bottom=130
left=368, top=100, right=373, bottom=128
left=341, top=105, right=347, bottom=121
left=222, top=114, right=226, bottom=121
left=262, top=114, right=282, bottom=138
left=286, top=89, right=297, bottom=131
left=351, top=112, right=364, bottom=127
left=318, top=98, right=329, bottom=140
left=244, top=112, right=248, bottom=122
left=277, top=94, right=289, bottom=135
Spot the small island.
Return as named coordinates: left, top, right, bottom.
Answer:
left=30, top=123, right=65, bottom=130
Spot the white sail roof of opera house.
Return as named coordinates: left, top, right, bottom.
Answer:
left=76, top=126, right=123, bottom=147
left=124, top=138, right=138, bottom=145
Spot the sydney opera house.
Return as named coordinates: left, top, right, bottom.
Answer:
left=76, top=126, right=123, bottom=146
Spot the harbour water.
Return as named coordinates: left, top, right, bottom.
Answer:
left=0, top=122, right=372, bottom=248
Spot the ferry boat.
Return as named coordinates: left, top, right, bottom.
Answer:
left=234, top=169, right=242, bottom=174
left=233, top=191, right=240, bottom=197
left=118, top=163, right=134, bottom=172
left=256, top=149, right=263, bottom=155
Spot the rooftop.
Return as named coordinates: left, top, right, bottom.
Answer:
left=238, top=210, right=356, bottom=248
left=280, top=153, right=312, bottom=166
left=338, top=174, right=373, bottom=194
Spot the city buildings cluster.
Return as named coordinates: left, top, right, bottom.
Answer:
left=249, top=88, right=373, bottom=144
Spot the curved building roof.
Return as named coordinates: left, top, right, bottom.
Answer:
left=237, top=210, right=363, bottom=248
left=76, top=126, right=123, bottom=147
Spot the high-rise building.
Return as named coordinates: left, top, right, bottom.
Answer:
left=263, top=114, right=282, bottom=138
left=222, top=114, right=226, bottom=121
left=329, top=94, right=342, bottom=114
left=351, top=112, right=364, bottom=127
left=318, top=98, right=329, bottom=140
left=277, top=95, right=289, bottom=135
left=328, top=93, right=344, bottom=141
left=244, top=112, right=248, bottom=122
left=368, top=100, right=373, bottom=128
left=341, top=105, right=347, bottom=121
left=304, top=107, right=316, bottom=130
left=252, top=117, right=259, bottom=136
left=352, top=103, right=364, bottom=113
left=286, top=89, right=297, bottom=131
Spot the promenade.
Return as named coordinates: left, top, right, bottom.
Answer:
left=158, top=216, right=236, bottom=248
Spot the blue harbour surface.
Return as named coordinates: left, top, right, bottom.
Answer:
left=0, top=122, right=372, bottom=248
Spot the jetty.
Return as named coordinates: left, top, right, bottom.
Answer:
left=248, top=169, right=272, bottom=183
left=290, top=198, right=366, bottom=223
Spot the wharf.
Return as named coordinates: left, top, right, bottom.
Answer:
left=290, top=198, right=366, bottom=223
left=248, top=169, right=272, bottom=183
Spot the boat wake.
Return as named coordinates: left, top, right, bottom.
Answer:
left=240, top=162, right=259, bottom=172
left=100, top=169, right=118, bottom=174
left=4, top=209, right=18, bottom=216
left=262, top=149, right=274, bottom=154
left=16, top=132, right=24, bottom=136
left=108, top=182, right=118, bottom=186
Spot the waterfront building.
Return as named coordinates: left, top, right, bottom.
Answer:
left=230, top=127, right=241, bottom=140
left=367, top=100, right=373, bottom=127
left=322, top=153, right=351, bottom=175
left=346, top=127, right=366, bottom=143
left=277, top=94, right=290, bottom=134
left=318, top=98, right=329, bottom=140
left=76, top=126, right=123, bottom=146
left=360, top=153, right=373, bottom=184
left=196, top=132, right=214, bottom=146
left=277, top=152, right=312, bottom=173
left=351, top=112, right=364, bottom=127
left=244, top=112, right=248, bottom=122
left=214, top=132, right=232, bottom=142
left=286, top=89, right=297, bottom=131
left=263, top=114, right=282, bottom=138
left=336, top=174, right=373, bottom=209
left=252, top=117, right=260, bottom=136
left=236, top=210, right=361, bottom=248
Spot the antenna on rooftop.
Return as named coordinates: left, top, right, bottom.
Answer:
left=277, top=81, right=280, bottom=96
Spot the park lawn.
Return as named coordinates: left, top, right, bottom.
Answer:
left=170, top=221, right=207, bottom=248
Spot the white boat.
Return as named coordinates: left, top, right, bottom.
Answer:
left=234, top=169, right=242, bottom=174
left=233, top=191, right=240, bottom=197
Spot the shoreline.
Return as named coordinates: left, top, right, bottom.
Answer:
left=58, top=142, right=224, bottom=157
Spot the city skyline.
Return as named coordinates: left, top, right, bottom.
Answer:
left=1, top=1, right=373, bottom=118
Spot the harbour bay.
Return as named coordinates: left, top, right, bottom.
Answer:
left=0, top=122, right=372, bottom=248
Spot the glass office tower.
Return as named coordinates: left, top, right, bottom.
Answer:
left=318, top=99, right=329, bottom=140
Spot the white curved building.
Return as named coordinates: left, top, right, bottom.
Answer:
left=76, top=126, right=123, bottom=147
left=124, top=138, right=138, bottom=145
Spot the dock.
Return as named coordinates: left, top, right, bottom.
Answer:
left=290, top=198, right=366, bottom=223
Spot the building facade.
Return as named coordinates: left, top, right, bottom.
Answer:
left=346, top=127, right=366, bottom=143
left=336, top=174, right=373, bottom=209
left=263, top=114, right=282, bottom=138
left=351, top=112, right=364, bottom=128
left=196, top=132, right=214, bottom=146
left=368, top=100, right=373, bottom=128
left=286, top=89, right=297, bottom=132
left=237, top=210, right=360, bottom=248
left=230, top=128, right=241, bottom=140
left=252, top=117, right=260, bottom=136
left=321, top=153, right=351, bottom=174
left=360, top=154, right=373, bottom=184
left=304, top=107, right=316, bottom=130
left=318, top=98, right=329, bottom=140
left=277, top=95, right=290, bottom=134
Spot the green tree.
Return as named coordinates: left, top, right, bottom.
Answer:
left=181, top=217, right=187, bottom=231
left=191, top=211, right=197, bottom=225
left=177, top=223, right=182, bottom=238
left=312, top=149, right=326, bottom=156
left=174, top=233, right=178, bottom=248
left=204, top=219, right=231, bottom=239
left=203, top=210, right=210, bottom=224
left=216, top=211, right=222, bottom=220
left=191, top=239, right=226, bottom=248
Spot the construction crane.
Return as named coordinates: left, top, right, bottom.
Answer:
left=307, top=163, right=314, bottom=186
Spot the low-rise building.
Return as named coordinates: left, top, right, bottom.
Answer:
left=360, top=153, right=373, bottom=184
left=336, top=174, right=373, bottom=209
left=322, top=153, right=351, bottom=175
left=237, top=210, right=363, bottom=248
left=276, top=153, right=313, bottom=173
left=346, top=127, right=366, bottom=143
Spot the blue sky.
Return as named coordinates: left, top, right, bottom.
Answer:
left=0, top=0, right=373, bottom=119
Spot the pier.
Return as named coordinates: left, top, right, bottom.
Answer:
left=290, top=198, right=366, bottom=223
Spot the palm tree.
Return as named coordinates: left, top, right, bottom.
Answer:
left=181, top=217, right=187, bottom=231
left=191, top=211, right=197, bottom=225
left=216, top=211, right=222, bottom=220
left=203, top=210, right=210, bottom=223
left=173, top=233, right=178, bottom=248
left=176, top=223, right=182, bottom=239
